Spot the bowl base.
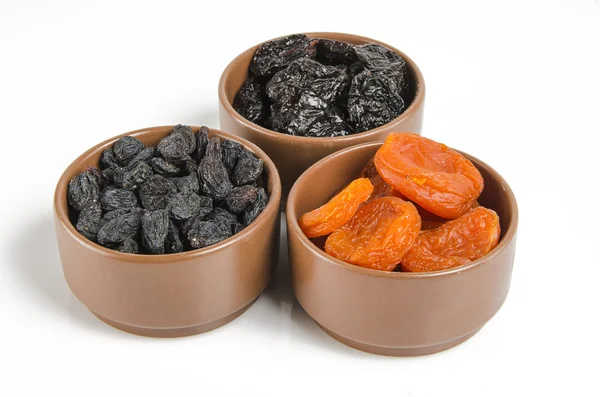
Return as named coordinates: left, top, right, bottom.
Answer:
left=92, top=298, right=257, bottom=338
left=317, top=322, right=480, bottom=356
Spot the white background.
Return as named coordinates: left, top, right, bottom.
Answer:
left=1, top=0, right=599, bottom=396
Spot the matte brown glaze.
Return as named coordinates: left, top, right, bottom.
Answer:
left=287, top=142, right=518, bottom=356
left=219, top=32, right=426, bottom=199
left=54, top=126, right=281, bottom=337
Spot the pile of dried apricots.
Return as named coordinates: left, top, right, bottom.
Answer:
left=299, top=133, right=501, bottom=272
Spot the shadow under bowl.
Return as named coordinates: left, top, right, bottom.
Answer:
left=286, top=142, right=518, bottom=356
left=54, top=126, right=281, bottom=337
left=219, top=32, right=426, bottom=200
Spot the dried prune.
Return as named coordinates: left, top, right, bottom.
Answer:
left=266, top=58, right=349, bottom=105
left=401, top=207, right=500, bottom=272
left=141, top=209, right=169, bottom=254
left=139, top=175, right=177, bottom=211
left=198, top=155, right=232, bottom=201
left=270, top=91, right=351, bottom=137
left=157, top=132, right=191, bottom=161
left=151, top=157, right=181, bottom=177
left=232, top=150, right=263, bottom=186
left=118, top=238, right=139, bottom=254
left=300, top=178, right=373, bottom=238
left=75, top=202, right=104, bottom=241
left=167, top=191, right=212, bottom=221
left=97, top=210, right=142, bottom=246
left=165, top=220, right=184, bottom=254
left=196, top=126, right=209, bottom=160
left=113, top=162, right=153, bottom=190
left=171, top=174, right=200, bottom=193
left=221, top=140, right=243, bottom=173
left=355, top=43, right=405, bottom=71
left=324, top=197, right=421, bottom=271
left=250, top=34, right=318, bottom=77
left=348, top=69, right=406, bottom=132
left=374, top=133, right=484, bottom=219
left=187, top=219, right=232, bottom=249
left=68, top=167, right=102, bottom=211
left=171, top=124, right=196, bottom=154
left=113, top=136, right=145, bottom=165
left=100, top=188, right=137, bottom=212
left=316, top=39, right=358, bottom=65
left=226, top=185, right=259, bottom=214
left=233, top=76, right=266, bottom=124
left=242, top=187, right=267, bottom=226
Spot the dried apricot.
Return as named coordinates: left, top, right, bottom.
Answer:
left=299, top=178, right=373, bottom=238
left=360, top=157, right=406, bottom=200
left=324, top=197, right=421, bottom=271
left=374, top=133, right=484, bottom=219
left=401, top=207, right=500, bottom=272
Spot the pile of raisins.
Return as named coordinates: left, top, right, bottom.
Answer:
left=67, top=125, right=268, bottom=255
left=233, top=34, right=415, bottom=137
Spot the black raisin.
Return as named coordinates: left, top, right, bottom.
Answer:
left=221, top=140, right=243, bottom=173
left=113, top=136, right=145, bottom=165
left=151, top=157, right=181, bottom=177
left=207, top=207, right=238, bottom=228
left=242, top=187, right=267, bottom=226
left=316, top=39, right=358, bottom=65
left=198, top=156, right=232, bottom=201
left=225, top=185, right=259, bottom=214
left=170, top=174, right=200, bottom=193
left=113, top=162, right=153, bottom=190
left=204, top=137, right=222, bottom=161
left=102, top=206, right=145, bottom=222
left=232, top=150, right=263, bottom=186
left=97, top=211, right=142, bottom=246
left=165, top=220, right=184, bottom=254
left=118, top=238, right=140, bottom=254
left=100, top=188, right=137, bottom=212
left=102, top=168, right=115, bottom=184
left=157, top=133, right=191, bottom=161
left=68, top=167, right=102, bottom=211
left=196, top=126, right=209, bottom=160
left=187, top=219, right=232, bottom=249
left=141, top=209, right=169, bottom=254
left=127, top=147, right=155, bottom=167
left=100, top=148, right=120, bottom=170
left=171, top=124, right=196, bottom=154
left=139, top=174, right=177, bottom=211
left=250, top=34, right=318, bottom=77
left=233, top=223, right=245, bottom=234
left=233, top=76, right=266, bottom=124
left=167, top=191, right=212, bottom=221
left=75, top=203, right=104, bottom=241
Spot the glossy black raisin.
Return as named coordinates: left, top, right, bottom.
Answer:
left=250, top=34, right=318, bottom=77
left=97, top=211, right=142, bottom=246
left=151, top=157, right=181, bottom=177
left=198, top=156, right=232, bottom=201
left=139, top=175, right=177, bottom=211
left=225, top=185, right=259, bottom=214
left=118, top=238, right=140, bottom=254
left=221, top=140, right=243, bottom=173
left=100, top=188, right=137, bottom=212
left=68, top=167, right=102, bottom=211
left=113, top=136, right=145, bottom=165
left=141, top=209, right=169, bottom=254
left=242, top=187, right=267, bottom=226
left=232, top=150, right=263, bottom=186
left=167, top=191, right=212, bottom=221
left=75, top=202, right=104, bottom=241
left=233, top=76, right=266, bottom=124
left=113, top=162, right=153, bottom=190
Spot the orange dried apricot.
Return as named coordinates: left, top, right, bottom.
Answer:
left=299, top=178, right=373, bottom=238
left=374, top=133, right=484, bottom=219
left=324, top=197, right=421, bottom=271
left=401, top=207, right=501, bottom=272
left=360, top=157, right=406, bottom=200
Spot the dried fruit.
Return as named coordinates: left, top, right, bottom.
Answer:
left=167, top=191, right=212, bottom=221
left=141, top=209, right=169, bottom=254
left=232, top=150, right=263, bottom=186
left=401, top=207, right=500, bottom=272
left=113, top=136, right=145, bottom=165
left=139, top=175, right=177, bottom=210
left=127, top=147, right=155, bottom=167
left=226, top=185, right=259, bottom=214
left=171, top=124, right=196, bottom=154
left=118, top=238, right=139, bottom=254
left=316, top=39, right=358, bottom=65
left=170, top=174, right=200, bottom=193
left=221, top=140, right=243, bottom=173
left=165, top=220, right=184, bottom=254
left=113, top=162, right=153, bottom=190
left=100, top=148, right=120, bottom=170
left=100, top=188, right=137, bottom=212
left=68, top=167, right=101, bottom=211
left=204, top=137, right=222, bottom=160
left=195, top=126, right=209, bottom=160
left=359, top=157, right=405, bottom=200
left=151, top=157, right=181, bottom=177
left=242, top=187, right=267, bottom=226
left=233, top=76, right=266, bottom=124
left=324, top=197, right=421, bottom=271
left=250, top=34, right=318, bottom=77
left=198, top=156, right=232, bottom=200
left=187, top=219, right=232, bottom=249
left=157, top=132, right=191, bottom=161
left=299, top=178, right=374, bottom=238
left=374, top=133, right=484, bottom=219
left=75, top=203, right=103, bottom=241
left=97, top=210, right=142, bottom=246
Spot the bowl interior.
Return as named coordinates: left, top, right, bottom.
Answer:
left=55, top=126, right=281, bottom=259
left=288, top=142, right=516, bottom=270
left=220, top=32, right=421, bottom=132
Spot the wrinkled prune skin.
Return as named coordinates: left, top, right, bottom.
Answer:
left=157, top=133, right=191, bottom=161
left=348, top=70, right=406, bottom=132
left=172, top=124, right=196, bottom=154
left=100, top=148, right=120, bottom=170
left=355, top=43, right=411, bottom=96
left=187, top=219, right=232, bottom=249
left=76, top=203, right=104, bottom=241
left=118, top=238, right=139, bottom=254
left=242, top=187, right=267, bottom=225
left=139, top=174, right=177, bottom=211
left=316, top=39, right=358, bottom=65
left=233, top=76, right=266, bottom=124
left=100, top=188, right=138, bottom=212
left=198, top=156, right=232, bottom=201
left=226, top=185, right=259, bottom=214
left=114, top=162, right=153, bottom=190
left=97, top=211, right=142, bottom=245
left=221, top=140, right=243, bottom=173
left=266, top=58, right=349, bottom=106
left=167, top=191, right=212, bottom=221
left=165, top=220, right=184, bottom=254
left=171, top=173, right=200, bottom=193
left=151, top=157, right=181, bottom=177
left=271, top=91, right=351, bottom=137
left=250, top=34, right=318, bottom=77
left=141, top=209, right=169, bottom=254
left=196, top=126, right=209, bottom=160
left=68, top=167, right=102, bottom=211
left=232, top=150, right=264, bottom=186
left=113, top=136, right=145, bottom=165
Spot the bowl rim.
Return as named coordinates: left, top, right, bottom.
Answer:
left=54, top=125, right=282, bottom=263
left=218, top=31, right=426, bottom=143
left=286, top=141, right=518, bottom=279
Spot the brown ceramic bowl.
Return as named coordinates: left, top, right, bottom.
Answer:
left=219, top=32, right=426, bottom=198
left=287, top=142, right=518, bottom=356
left=54, top=126, right=281, bottom=337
